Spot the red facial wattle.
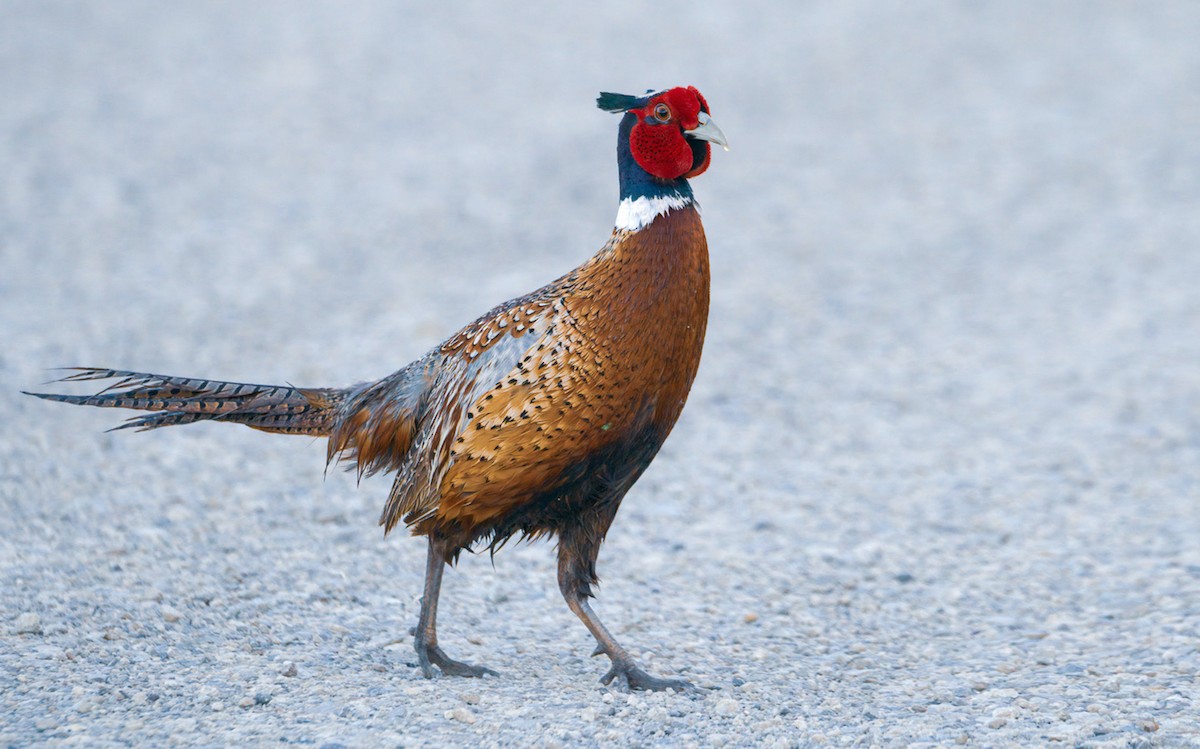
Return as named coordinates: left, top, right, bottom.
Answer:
left=628, top=86, right=715, bottom=181
left=629, top=119, right=696, bottom=180
left=684, top=140, right=712, bottom=179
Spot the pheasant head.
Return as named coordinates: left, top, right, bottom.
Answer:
left=598, top=86, right=727, bottom=230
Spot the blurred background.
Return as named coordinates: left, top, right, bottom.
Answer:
left=2, top=1, right=1198, bottom=745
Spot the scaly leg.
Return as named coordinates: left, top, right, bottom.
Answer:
left=557, top=520, right=693, bottom=692
left=412, top=536, right=498, bottom=679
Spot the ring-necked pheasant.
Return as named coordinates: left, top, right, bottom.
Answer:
left=26, top=86, right=726, bottom=692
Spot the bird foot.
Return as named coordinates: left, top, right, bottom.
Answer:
left=600, top=661, right=694, bottom=693
left=413, top=638, right=498, bottom=679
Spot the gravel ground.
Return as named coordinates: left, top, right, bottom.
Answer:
left=3, top=1, right=1199, bottom=747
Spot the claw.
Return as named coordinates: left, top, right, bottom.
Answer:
left=591, top=644, right=607, bottom=658
left=438, top=659, right=500, bottom=678
left=599, top=662, right=694, bottom=693
left=413, top=637, right=498, bottom=679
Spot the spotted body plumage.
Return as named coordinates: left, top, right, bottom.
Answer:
left=362, top=210, right=709, bottom=554
left=27, top=86, right=726, bottom=691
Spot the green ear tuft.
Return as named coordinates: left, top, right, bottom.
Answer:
left=596, top=92, right=644, bottom=113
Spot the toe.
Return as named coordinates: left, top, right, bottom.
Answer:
left=440, top=661, right=499, bottom=678
left=600, top=663, right=692, bottom=693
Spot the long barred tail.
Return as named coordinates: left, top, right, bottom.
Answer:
left=24, top=367, right=345, bottom=436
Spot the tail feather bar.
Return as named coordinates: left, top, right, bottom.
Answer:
left=24, top=367, right=342, bottom=436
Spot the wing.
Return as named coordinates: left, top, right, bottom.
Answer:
left=378, top=292, right=563, bottom=533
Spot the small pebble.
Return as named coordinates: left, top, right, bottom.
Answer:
left=281, top=662, right=297, bottom=677
left=460, top=693, right=481, bottom=705
left=988, top=718, right=1007, bottom=729
left=715, top=698, right=739, bottom=716
left=161, top=605, right=182, bottom=623
left=15, top=613, right=42, bottom=634
left=1140, top=719, right=1159, bottom=732
left=446, top=706, right=476, bottom=724
left=743, top=613, right=758, bottom=624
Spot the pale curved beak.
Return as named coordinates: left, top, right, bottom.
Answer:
left=685, top=111, right=729, bottom=151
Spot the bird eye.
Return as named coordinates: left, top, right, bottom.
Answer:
left=653, top=103, right=671, bottom=122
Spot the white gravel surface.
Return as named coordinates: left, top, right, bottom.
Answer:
left=3, top=1, right=1200, bottom=747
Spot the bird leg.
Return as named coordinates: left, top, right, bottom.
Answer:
left=557, top=524, right=693, bottom=692
left=412, top=536, right=498, bottom=679
left=565, top=591, right=694, bottom=692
